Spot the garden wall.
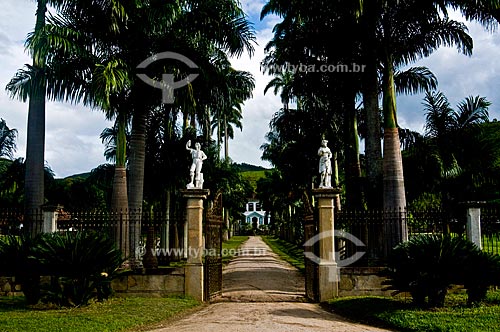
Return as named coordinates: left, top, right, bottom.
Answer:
left=1, top=268, right=186, bottom=298
left=111, top=268, right=185, bottom=297
left=339, top=267, right=392, bottom=297
left=0, top=277, right=22, bottom=297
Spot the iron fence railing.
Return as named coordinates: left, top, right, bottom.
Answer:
left=479, top=207, right=500, bottom=256
left=335, top=208, right=467, bottom=265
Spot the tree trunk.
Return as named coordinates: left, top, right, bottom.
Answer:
left=382, top=54, right=408, bottom=252
left=110, top=113, right=129, bottom=258
left=344, top=90, right=364, bottom=210
left=204, top=107, right=211, bottom=142
left=222, top=208, right=229, bottom=241
left=362, top=59, right=383, bottom=209
left=361, top=0, right=383, bottom=210
left=382, top=56, right=406, bottom=210
left=224, top=115, right=229, bottom=161
left=24, top=0, right=47, bottom=236
left=110, top=166, right=129, bottom=257
left=217, top=113, right=221, bottom=160
left=128, top=104, right=148, bottom=267
left=160, top=190, right=171, bottom=256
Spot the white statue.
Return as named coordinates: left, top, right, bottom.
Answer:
left=318, top=139, right=332, bottom=188
left=186, top=140, right=207, bottom=189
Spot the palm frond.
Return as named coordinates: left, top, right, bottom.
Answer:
left=395, top=66, right=438, bottom=95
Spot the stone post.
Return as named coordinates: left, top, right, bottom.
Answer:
left=464, top=201, right=485, bottom=250
left=42, top=205, right=60, bottom=233
left=312, top=188, right=341, bottom=302
left=180, top=189, right=209, bottom=302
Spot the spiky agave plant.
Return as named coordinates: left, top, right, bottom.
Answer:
left=384, top=234, right=479, bottom=307
left=35, top=230, right=124, bottom=306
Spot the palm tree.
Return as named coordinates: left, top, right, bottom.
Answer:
left=379, top=3, right=472, bottom=213
left=6, top=0, right=129, bottom=236
left=264, top=70, right=294, bottom=111
left=0, top=119, right=18, bottom=160
left=404, top=90, right=493, bottom=207
left=210, top=67, right=254, bottom=160
left=127, top=0, right=256, bottom=228
left=23, top=0, right=48, bottom=235
left=423, top=90, right=490, bottom=171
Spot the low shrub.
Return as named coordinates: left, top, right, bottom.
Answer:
left=0, top=231, right=124, bottom=307
left=36, top=230, right=124, bottom=306
left=384, top=234, right=500, bottom=307
left=464, top=250, right=500, bottom=305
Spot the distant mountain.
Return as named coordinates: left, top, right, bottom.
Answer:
left=57, top=163, right=268, bottom=181
left=235, top=163, right=269, bottom=172
left=64, top=172, right=91, bottom=180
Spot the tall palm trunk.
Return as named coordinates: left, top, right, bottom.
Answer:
left=382, top=53, right=408, bottom=251
left=204, top=107, right=211, bottom=142
left=344, top=89, right=364, bottom=210
left=362, top=58, right=383, bottom=209
left=111, top=112, right=129, bottom=256
left=111, top=166, right=129, bottom=255
left=361, top=0, right=383, bottom=210
left=128, top=104, right=148, bottom=267
left=224, top=114, right=229, bottom=161
left=25, top=0, right=47, bottom=236
left=217, top=110, right=222, bottom=160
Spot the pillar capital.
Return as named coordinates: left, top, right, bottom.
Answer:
left=312, top=187, right=342, bottom=199
left=180, top=189, right=210, bottom=200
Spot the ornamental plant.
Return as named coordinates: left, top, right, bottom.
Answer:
left=385, top=234, right=500, bottom=307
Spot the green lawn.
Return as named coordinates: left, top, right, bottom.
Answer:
left=327, top=291, right=500, bottom=332
left=261, top=236, right=304, bottom=273
left=222, top=235, right=249, bottom=265
left=0, top=296, right=200, bottom=332
left=482, top=234, right=500, bottom=255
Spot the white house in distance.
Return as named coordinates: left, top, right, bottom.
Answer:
left=243, top=199, right=268, bottom=229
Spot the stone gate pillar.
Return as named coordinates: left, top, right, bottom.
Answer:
left=463, top=201, right=485, bottom=250
left=181, top=189, right=209, bottom=302
left=312, top=188, right=341, bottom=302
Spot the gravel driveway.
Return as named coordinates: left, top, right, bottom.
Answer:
left=148, top=236, right=391, bottom=332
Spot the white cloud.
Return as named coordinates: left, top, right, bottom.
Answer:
left=0, top=0, right=111, bottom=178
left=229, top=16, right=281, bottom=168
left=397, top=18, right=500, bottom=133
left=240, top=0, right=267, bottom=17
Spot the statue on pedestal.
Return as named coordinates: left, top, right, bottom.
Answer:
left=318, top=139, right=332, bottom=188
left=186, top=140, right=207, bottom=189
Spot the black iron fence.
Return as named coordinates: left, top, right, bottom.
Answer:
left=479, top=207, right=500, bottom=256
left=0, top=208, right=187, bottom=267
left=0, top=208, right=25, bottom=235
left=335, top=208, right=467, bottom=265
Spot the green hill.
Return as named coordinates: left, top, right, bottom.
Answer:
left=241, top=170, right=268, bottom=192
left=64, top=172, right=91, bottom=180
left=235, top=163, right=269, bottom=172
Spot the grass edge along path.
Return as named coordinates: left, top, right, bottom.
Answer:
left=222, top=235, right=249, bottom=265
left=0, top=296, right=201, bottom=332
left=261, top=235, right=305, bottom=273
left=326, top=291, right=500, bottom=332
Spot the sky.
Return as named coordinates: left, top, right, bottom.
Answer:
left=0, top=0, right=499, bottom=178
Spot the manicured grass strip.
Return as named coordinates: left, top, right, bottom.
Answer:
left=222, top=235, right=249, bottom=265
left=0, top=296, right=200, bottom=332
left=327, top=291, right=500, bottom=332
left=261, top=236, right=304, bottom=273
